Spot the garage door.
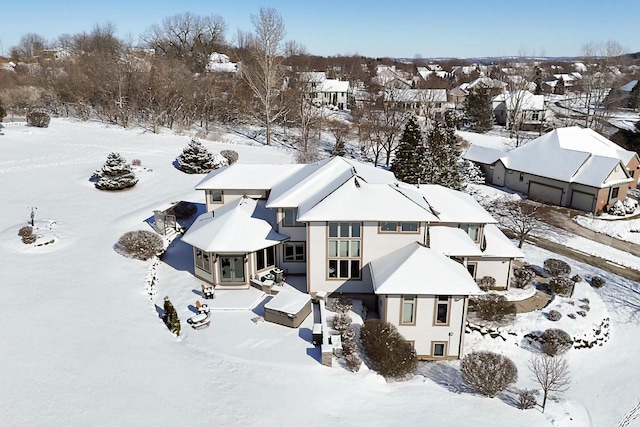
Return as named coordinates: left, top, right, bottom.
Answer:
left=570, top=190, right=595, bottom=212
left=528, top=182, right=563, bottom=205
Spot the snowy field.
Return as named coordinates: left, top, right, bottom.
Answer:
left=575, top=214, right=640, bottom=245
left=1, top=119, right=639, bottom=427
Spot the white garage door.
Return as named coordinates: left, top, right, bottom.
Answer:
left=528, top=182, right=563, bottom=205
left=570, top=191, right=595, bottom=212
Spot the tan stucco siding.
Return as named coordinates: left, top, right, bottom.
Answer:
left=604, top=164, right=630, bottom=184
left=627, top=157, right=640, bottom=189
left=468, top=257, right=512, bottom=289
left=386, top=295, right=467, bottom=359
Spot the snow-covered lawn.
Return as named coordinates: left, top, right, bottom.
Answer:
left=575, top=214, right=640, bottom=244
left=1, top=119, right=639, bottom=426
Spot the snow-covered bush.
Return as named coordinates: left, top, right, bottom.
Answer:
left=220, top=149, right=239, bottom=165
left=18, top=225, right=36, bottom=244
left=332, top=312, right=351, bottom=333
left=27, top=111, right=50, bottom=128
left=549, top=277, right=574, bottom=297
left=516, top=388, right=539, bottom=410
left=511, top=266, right=535, bottom=289
left=360, top=319, right=417, bottom=380
left=469, top=294, right=516, bottom=323
left=608, top=200, right=626, bottom=216
left=331, top=296, right=353, bottom=314
left=548, top=310, right=562, bottom=321
left=344, top=353, right=362, bottom=372
left=543, top=258, right=571, bottom=277
left=623, top=197, right=638, bottom=214
left=116, top=230, right=164, bottom=261
left=477, top=276, right=496, bottom=291
left=94, top=152, right=138, bottom=190
left=540, top=328, right=573, bottom=356
left=590, top=276, right=606, bottom=289
left=571, top=274, right=582, bottom=283
left=176, top=139, right=228, bottom=174
left=172, top=201, right=197, bottom=219
left=460, top=351, right=518, bottom=398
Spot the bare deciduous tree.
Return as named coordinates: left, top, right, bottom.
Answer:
left=10, top=33, right=47, bottom=59
left=485, top=197, right=548, bottom=248
left=529, top=355, right=571, bottom=413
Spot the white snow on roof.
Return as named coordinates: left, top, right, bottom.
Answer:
left=620, top=80, right=638, bottom=93
left=369, top=242, right=482, bottom=295
left=385, top=88, right=447, bottom=103
left=428, top=226, right=482, bottom=256
left=321, top=79, right=349, bottom=93
left=500, top=127, right=636, bottom=188
left=494, top=90, right=544, bottom=110
left=264, top=287, right=311, bottom=314
left=181, top=197, right=288, bottom=252
left=205, top=52, right=238, bottom=73
left=457, top=130, right=515, bottom=150
left=482, top=224, right=525, bottom=258
left=462, top=144, right=505, bottom=165
left=195, top=164, right=303, bottom=191
left=297, top=178, right=438, bottom=222
left=406, top=184, right=497, bottom=224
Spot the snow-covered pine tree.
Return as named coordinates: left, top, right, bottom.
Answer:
left=424, top=121, right=464, bottom=190
left=390, top=117, right=428, bottom=184
left=95, top=152, right=138, bottom=190
left=163, top=296, right=180, bottom=336
left=459, top=158, right=486, bottom=186
left=554, top=76, right=565, bottom=95
left=628, top=81, right=640, bottom=110
left=176, top=138, right=228, bottom=174
left=464, top=87, right=493, bottom=133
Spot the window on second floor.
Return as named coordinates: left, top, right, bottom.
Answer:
left=328, top=222, right=361, bottom=279
left=459, top=224, right=480, bottom=242
left=283, top=208, right=302, bottom=227
left=210, top=190, right=223, bottom=204
left=434, top=295, right=450, bottom=325
left=379, top=222, right=419, bottom=233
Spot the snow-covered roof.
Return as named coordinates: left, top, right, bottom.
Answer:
left=493, top=90, right=544, bottom=110
left=467, top=77, right=507, bottom=90
left=195, top=164, right=304, bottom=191
left=404, top=184, right=497, bottom=224
left=369, top=242, right=482, bottom=295
left=482, top=224, right=525, bottom=258
left=620, top=80, right=638, bottom=93
left=205, top=52, right=238, bottom=73
left=321, top=79, right=349, bottom=93
left=297, top=178, right=439, bottom=222
left=462, top=144, right=505, bottom=165
left=181, top=197, right=288, bottom=252
left=499, top=127, right=636, bottom=188
left=264, top=287, right=311, bottom=314
left=428, top=226, right=482, bottom=256
left=385, top=89, right=447, bottom=103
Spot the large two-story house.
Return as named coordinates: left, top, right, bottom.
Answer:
left=181, top=157, right=523, bottom=359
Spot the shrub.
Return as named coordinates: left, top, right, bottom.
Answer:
left=516, top=388, right=539, bottom=410
left=590, top=276, right=606, bottom=289
left=548, top=310, right=562, bottom=321
left=176, top=139, right=228, bottom=174
left=162, top=296, right=180, bottom=336
left=609, top=200, right=626, bottom=216
left=27, top=111, right=50, bottom=128
left=511, top=266, right=535, bottom=289
left=344, top=353, right=362, bottom=372
left=131, top=158, right=142, bottom=166
left=18, top=225, right=33, bottom=237
left=116, top=230, right=164, bottom=260
left=571, top=274, right=582, bottom=283
left=540, top=328, right=573, bottom=356
left=469, top=294, right=516, bottom=323
left=567, top=313, right=576, bottom=319
left=95, top=152, right=138, bottom=190
left=460, top=351, right=518, bottom=398
left=332, top=312, right=352, bottom=333
left=220, top=149, right=239, bottom=165
left=477, top=276, right=496, bottom=291
left=549, top=277, right=574, bottom=297
left=623, top=197, right=637, bottom=214
left=576, top=310, right=587, bottom=317
left=360, top=319, right=417, bottom=380
left=172, top=201, right=197, bottom=219
left=331, top=296, right=353, bottom=314
left=544, top=259, right=571, bottom=277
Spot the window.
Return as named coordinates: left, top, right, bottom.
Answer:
left=434, top=295, right=450, bottom=325
left=379, top=222, right=398, bottom=232
left=611, top=187, right=620, bottom=199
left=432, top=342, right=447, bottom=357
left=401, top=222, right=419, bottom=232
left=467, top=262, right=477, bottom=278
left=401, top=295, right=416, bottom=324
left=459, top=224, right=480, bottom=242
left=283, top=208, right=301, bottom=227
left=378, top=222, right=419, bottom=233
left=519, top=172, right=524, bottom=182
left=532, top=112, right=540, bottom=121
left=284, top=242, right=305, bottom=262
left=328, top=222, right=361, bottom=279
left=256, top=246, right=276, bottom=271
left=195, top=249, right=211, bottom=273
left=631, top=170, right=635, bottom=178
left=210, top=190, right=223, bottom=204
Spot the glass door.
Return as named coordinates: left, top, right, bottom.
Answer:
left=220, top=256, right=245, bottom=282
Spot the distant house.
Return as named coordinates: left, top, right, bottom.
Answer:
left=372, top=65, right=413, bottom=89
left=463, top=127, right=639, bottom=213
left=384, top=88, right=448, bottom=117
left=492, top=90, right=546, bottom=131
left=298, top=72, right=350, bottom=110
left=205, top=53, right=238, bottom=73
left=182, top=157, right=523, bottom=360
left=449, top=78, right=507, bottom=107
left=620, top=80, right=638, bottom=94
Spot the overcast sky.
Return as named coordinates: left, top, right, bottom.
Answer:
left=2, top=0, right=638, bottom=58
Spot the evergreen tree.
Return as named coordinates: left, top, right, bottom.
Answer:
left=163, top=296, right=181, bottom=336
left=459, top=159, right=485, bottom=186
left=554, top=77, right=565, bottom=95
left=533, top=66, right=543, bottom=95
left=424, top=122, right=464, bottom=190
left=95, top=152, right=138, bottom=190
left=464, top=87, right=493, bottom=133
left=628, top=81, right=640, bottom=110
left=390, top=117, right=428, bottom=184
left=176, top=138, right=228, bottom=174
left=0, top=99, right=6, bottom=122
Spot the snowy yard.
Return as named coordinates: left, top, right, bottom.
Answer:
left=575, top=214, right=640, bottom=245
left=1, top=119, right=639, bottom=426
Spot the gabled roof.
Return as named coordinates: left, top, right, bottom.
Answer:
left=401, top=184, right=497, bottom=224
left=195, top=164, right=303, bottom=191
left=499, top=127, right=635, bottom=188
left=481, top=224, right=525, bottom=258
left=369, top=242, right=482, bottom=295
left=462, top=144, right=505, bottom=165
left=321, top=79, right=349, bottom=93
left=428, top=226, right=482, bottom=257
left=297, top=178, right=439, bottom=222
left=181, top=197, right=288, bottom=253
left=620, top=80, right=638, bottom=92
left=493, top=90, right=544, bottom=110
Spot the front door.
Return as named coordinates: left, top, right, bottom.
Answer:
left=219, top=256, right=245, bottom=283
